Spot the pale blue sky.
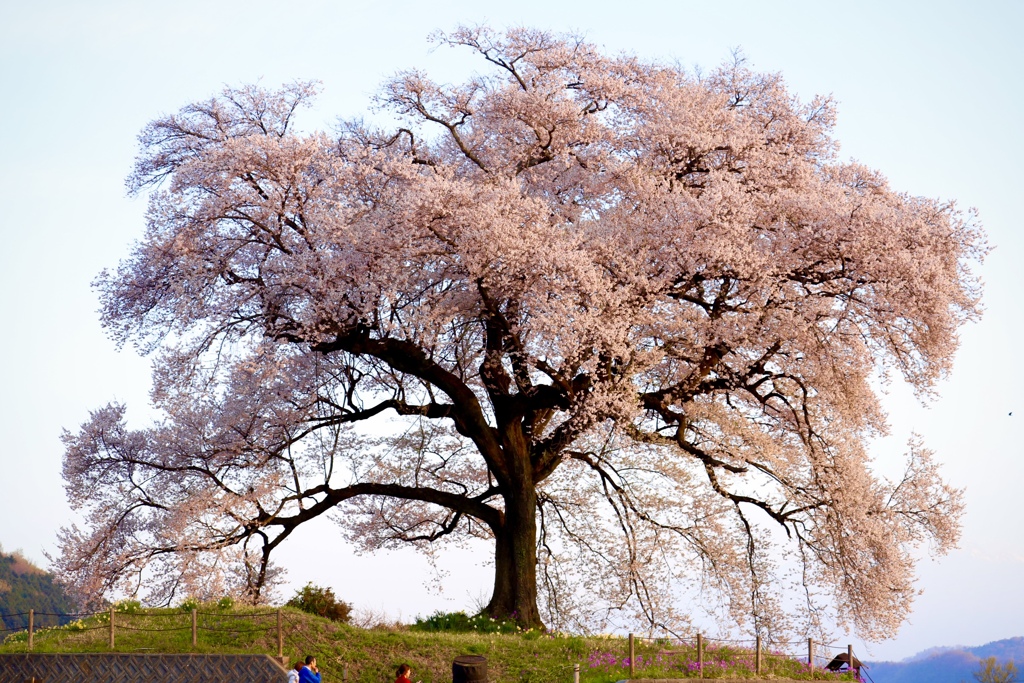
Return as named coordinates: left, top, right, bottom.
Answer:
left=1, top=0, right=1021, bottom=662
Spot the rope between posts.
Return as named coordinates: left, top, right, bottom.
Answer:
left=651, top=636, right=846, bottom=650
left=115, top=625, right=193, bottom=632
left=198, top=625, right=273, bottom=634
left=702, top=637, right=758, bottom=644
left=196, top=611, right=277, bottom=619
left=3, top=624, right=111, bottom=634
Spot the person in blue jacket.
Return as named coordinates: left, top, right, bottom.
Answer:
left=299, top=655, right=321, bottom=683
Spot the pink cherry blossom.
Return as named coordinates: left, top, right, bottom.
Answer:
left=54, top=27, right=983, bottom=639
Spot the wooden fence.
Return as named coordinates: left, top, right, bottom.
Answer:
left=2, top=609, right=869, bottom=682
left=621, top=632, right=868, bottom=682
left=1, top=607, right=287, bottom=658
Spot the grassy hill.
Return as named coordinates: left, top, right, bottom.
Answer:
left=0, top=605, right=854, bottom=683
left=0, top=547, right=75, bottom=631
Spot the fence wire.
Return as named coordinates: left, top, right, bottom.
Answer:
left=116, top=625, right=193, bottom=633
left=196, top=610, right=276, bottom=619
left=0, top=607, right=287, bottom=645
left=198, top=624, right=273, bottom=635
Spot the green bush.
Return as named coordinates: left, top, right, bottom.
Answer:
left=216, top=596, right=235, bottom=610
left=411, top=610, right=521, bottom=634
left=413, top=610, right=473, bottom=632
left=2, top=630, right=27, bottom=645
left=114, top=599, right=142, bottom=614
left=561, top=635, right=588, bottom=657
left=177, top=597, right=200, bottom=612
left=286, top=583, right=351, bottom=623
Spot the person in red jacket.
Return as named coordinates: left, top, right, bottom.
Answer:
left=395, top=663, right=420, bottom=683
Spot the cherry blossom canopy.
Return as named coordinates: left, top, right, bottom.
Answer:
left=56, top=27, right=984, bottom=638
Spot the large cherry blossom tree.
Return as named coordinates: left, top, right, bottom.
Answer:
left=56, top=27, right=983, bottom=638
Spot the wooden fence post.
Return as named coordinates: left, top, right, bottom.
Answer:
left=628, top=632, right=635, bottom=678
left=697, top=633, right=703, bottom=679
left=28, top=609, right=33, bottom=651
left=574, top=663, right=580, bottom=683
left=109, top=606, right=115, bottom=650
left=277, top=608, right=284, bottom=659
left=755, top=635, right=761, bottom=676
left=808, top=637, right=814, bottom=670
left=191, top=609, right=197, bottom=647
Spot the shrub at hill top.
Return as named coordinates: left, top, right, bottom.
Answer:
left=286, top=583, right=351, bottom=624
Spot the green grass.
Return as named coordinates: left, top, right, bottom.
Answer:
left=0, top=606, right=854, bottom=683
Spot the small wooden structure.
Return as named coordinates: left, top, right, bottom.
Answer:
left=826, top=651, right=865, bottom=675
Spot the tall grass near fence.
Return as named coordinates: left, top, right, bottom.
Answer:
left=0, top=605, right=860, bottom=683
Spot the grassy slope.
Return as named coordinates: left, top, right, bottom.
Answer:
left=0, top=549, right=75, bottom=631
left=0, top=607, right=852, bottom=683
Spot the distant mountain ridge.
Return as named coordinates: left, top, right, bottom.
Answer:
left=868, top=637, right=1024, bottom=683
left=0, top=546, right=76, bottom=632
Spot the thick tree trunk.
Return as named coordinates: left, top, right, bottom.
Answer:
left=484, top=474, right=543, bottom=629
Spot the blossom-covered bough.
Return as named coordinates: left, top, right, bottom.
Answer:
left=56, top=27, right=984, bottom=639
